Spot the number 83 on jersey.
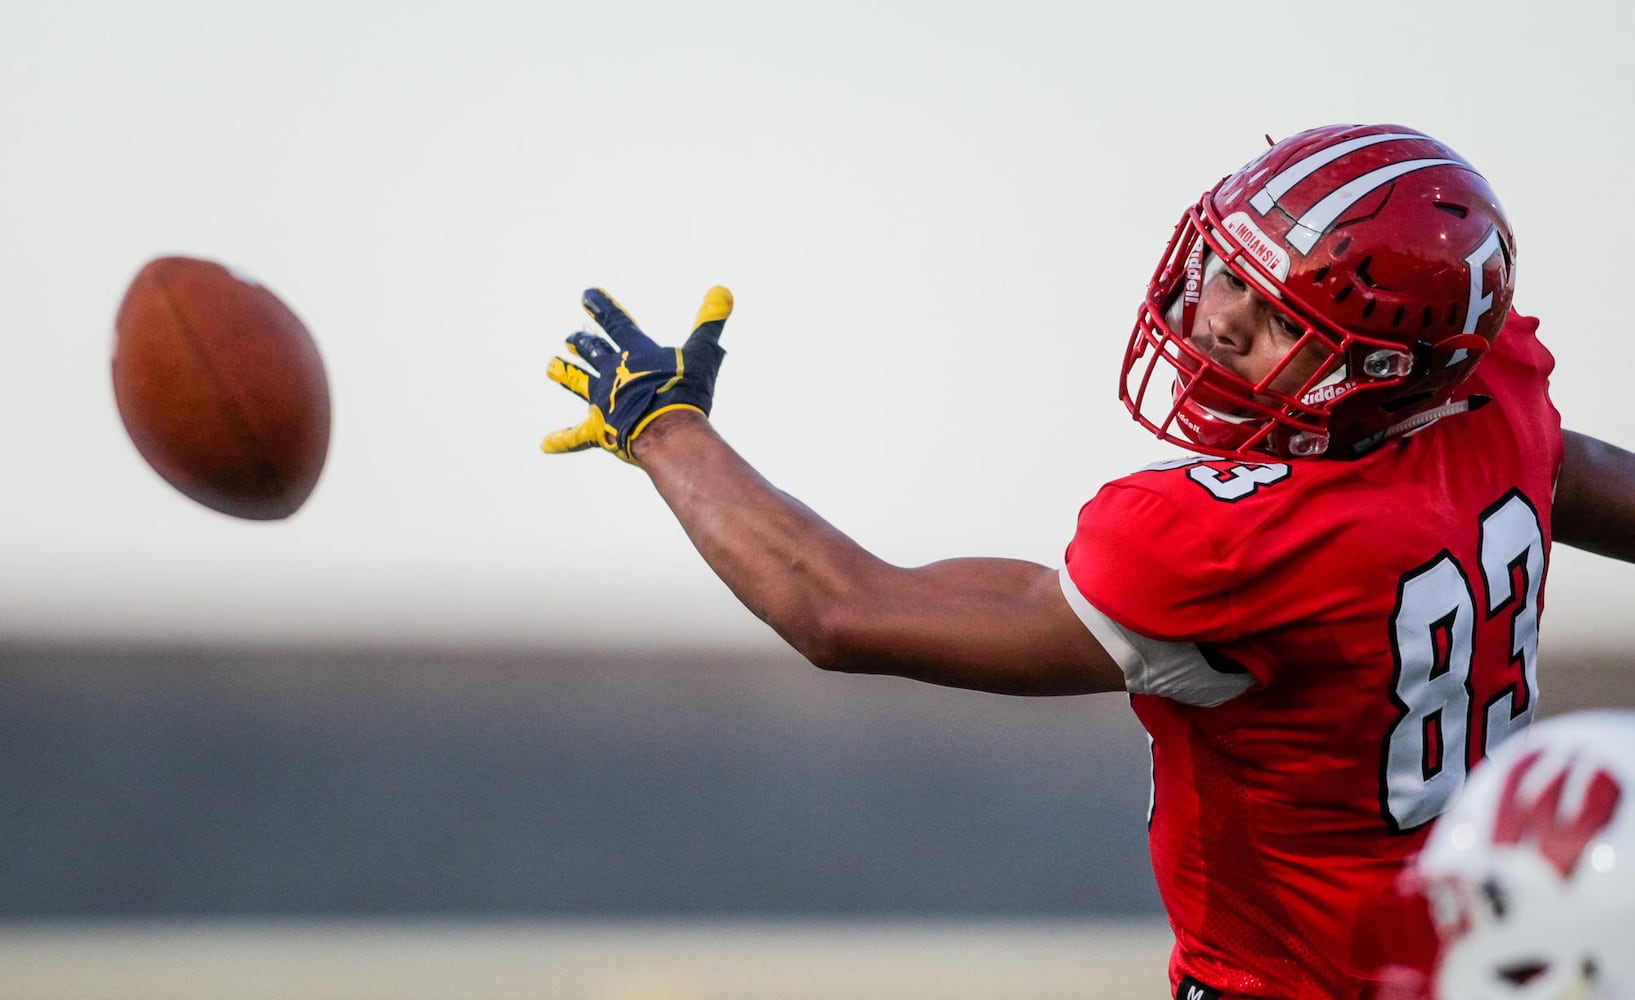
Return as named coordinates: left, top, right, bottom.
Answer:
left=1385, top=488, right=1544, bottom=831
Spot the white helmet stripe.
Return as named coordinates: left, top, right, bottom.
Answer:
left=1248, top=132, right=1428, bottom=215
left=1287, top=158, right=1463, bottom=253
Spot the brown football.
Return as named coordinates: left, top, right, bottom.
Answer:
left=112, top=256, right=331, bottom=520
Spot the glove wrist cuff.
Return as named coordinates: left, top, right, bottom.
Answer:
left=630, top=403, right=707, bottom=447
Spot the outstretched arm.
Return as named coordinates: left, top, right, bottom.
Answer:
left=540, top=285, right=1122, bottom=696
left=632, top=412, right=1123, bottom=695
left=1555, top=430, right=1635, bottom=562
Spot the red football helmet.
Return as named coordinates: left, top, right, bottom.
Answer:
left=1121, top=124, right=1517, bottom=460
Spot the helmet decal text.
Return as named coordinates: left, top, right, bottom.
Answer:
left=1219, top=212, right=1290, bottom=281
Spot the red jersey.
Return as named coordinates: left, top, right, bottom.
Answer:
left=1061, top=311, right=1562, bottom=999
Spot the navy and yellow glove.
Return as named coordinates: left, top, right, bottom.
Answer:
left=541, top=286, right=733, bottom=463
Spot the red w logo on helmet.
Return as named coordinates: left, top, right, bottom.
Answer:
left=1491, top=748, right=1623, bottom=878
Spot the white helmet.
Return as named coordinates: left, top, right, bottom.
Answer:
left=1415, top=710, right=1635, bottom=1000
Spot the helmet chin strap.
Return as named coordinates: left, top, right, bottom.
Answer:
left=1370, top=333, right=1494, bottom=442
left=1380, top=395, right=1492, bottom=442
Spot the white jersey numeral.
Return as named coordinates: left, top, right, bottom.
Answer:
left=1385, top=554, right=1476, bottom=830
left=1477, top=494, right=1544, bottom=750
left=1187, top=462, right=1291, bottom=501
left=1383, top=491, right=1543, bottom=831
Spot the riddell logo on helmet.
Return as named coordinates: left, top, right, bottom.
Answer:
left=1300, top=381, right=1355, bottom=406
left=1182, top=242, right=1205, bottom=305
left=1220, top=212, right=1290, bottom=281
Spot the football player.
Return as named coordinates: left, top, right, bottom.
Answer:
left=541, top=123, right=1635, bottom=999
left=1382, top=710, right=1635, bottom=1000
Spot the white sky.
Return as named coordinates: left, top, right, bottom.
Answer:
left=3, top=0, right=1633, bottom=655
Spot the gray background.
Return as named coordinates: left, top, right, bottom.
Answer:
left=1, top=643, right=1154, bottom=917
left=5, top=642, right=1629, bottom=919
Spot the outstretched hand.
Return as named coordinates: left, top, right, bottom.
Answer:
left=541, top=285, right=733, bottom=464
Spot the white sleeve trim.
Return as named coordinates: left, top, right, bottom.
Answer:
left=1057, top=566, right=1255, bottom=708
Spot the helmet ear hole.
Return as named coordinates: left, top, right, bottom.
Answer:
left=1497, top=962, right=1548, bottom=986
